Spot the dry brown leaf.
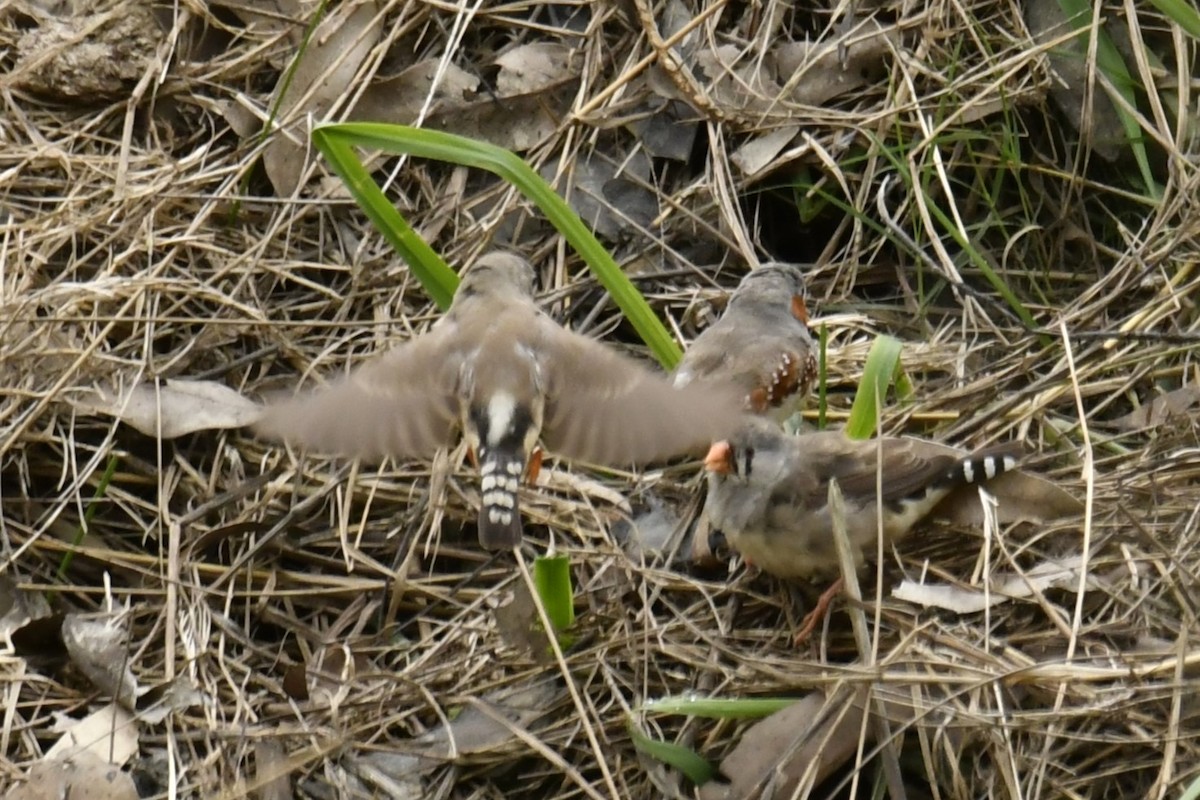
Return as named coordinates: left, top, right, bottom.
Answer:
left=494, top=42, right=577, bottom=96
left=418, top=679, right=561, bottom=754
left=730, top=125, right=800, bottom=176
left=136, top=678, right=209, bottom=725
left=1111, top=383, right=1200, bottom=431
left=46, top=703, right=139, bottom=766
left=62, top=614, right=139, bottom=709
left=263, top=0, right=383, bottom=195
left=626, top=98, right=698, bottom=161
left=352, top=58, right=481, bottom=125
left=542, top=149, right=657, bottom=240
left=885, top=437, right=1081, bottom=526
left=933, top=469, right=1083, bottom=526
left=354, top=678, right=562, bottom=786
left=8, top=751, right=138, bottom=800
left=217, top=0, right=305, bottom=40
left=1024, top=0, right=1125, bottom=161
left=699, top=690, right=867, bottom=800
left=308, top=644, right=371, bottom=710
left=70, top=379, right=264, bottom=439
left=701, top=687, right=968, bottom=800
left=0, top=574, right=53, bottom=643
left=688, top=22, right=896, bottom=123
left=893, top=555, right=1109, bottom=613
left=493, top=583, right=553, bottom=660
left=352, top=44, right=579, bottom=153
left=254, top=740, right=295, bottom=800
left=771, top=21, right=898, bottom=107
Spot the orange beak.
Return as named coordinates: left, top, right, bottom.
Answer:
left=704, top=441, right=733, bottom=474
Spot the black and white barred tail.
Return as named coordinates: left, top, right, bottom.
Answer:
left=477, top=448, right=525, bottom=549
left=945, top=446, right=1020, bottom=488
left=885, top=445, right=1020, bottom=532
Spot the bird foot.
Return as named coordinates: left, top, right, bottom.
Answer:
left=792, top=576, right=845, bottom=646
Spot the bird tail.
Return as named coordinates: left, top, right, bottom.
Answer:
left=945, top=444, right=1022, bottom=487
left=477, top=448, right=525, bottom=549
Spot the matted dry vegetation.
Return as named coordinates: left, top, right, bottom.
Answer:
left=2, top=0, right=1199, bottom=797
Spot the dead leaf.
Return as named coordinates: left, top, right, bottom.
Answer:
left=0, top=573, right=54, bottom=643
left=136, top=678, right=209, bottom=724
left=493, top=584, right=553, bottom=660
left=730, top=125, right=800, bottom=177
left=542, top=149, right=657, bottom=241
left=700, top=686, right=969, bottom=800
left=351, top=678, right=562, bottom=792
left=352, top=58, right=481, bottom=125
left=254, top=740, right=295, bottom=800
left=626, top=99, right=699, bottom=162
left=46, top=702, right=139, bottom=766
left=8, top=751, right=138, bottom=800
left=1111, top=383, right=1200, bottom=431
left=417, top=686, right=556, bottom=754
left=352, top=43, right=581, bottom=153
left=771, top=21, right=898, bottom=107
left=893, top=555, right=1110, bottom=614
left=494, top=42, right=577, bottom=96
left=217, top=0, right=304, bottom=41
left=62, top=614, right=138, bottom=709
left=933, top=469, right=1082, bottom=526
left=698, top=690, right=871, bottom=800
left=263, top=0, right=383, bottom=195
left=886, top=437, right=1081, bottom=526
left=282, top=662, right=310, bottom=701
left=1024, top=0, right=1125, bottom=161
left=70, top=379, right=264, bottom=439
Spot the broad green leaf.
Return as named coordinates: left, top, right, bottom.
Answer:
left=312, top=123, right=683, bottom=368
left=845, top=335, right=903, bottom=440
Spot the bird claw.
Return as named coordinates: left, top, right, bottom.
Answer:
left=792, top=576, right=844, bottom=646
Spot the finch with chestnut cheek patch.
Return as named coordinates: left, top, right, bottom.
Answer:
left=673, top=264, right=818, bottom=421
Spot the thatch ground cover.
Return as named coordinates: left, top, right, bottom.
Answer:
left=2, top=0, right=1198, bottom=797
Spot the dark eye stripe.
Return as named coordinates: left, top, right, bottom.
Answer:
left=741, top=446, right=755, bottom=478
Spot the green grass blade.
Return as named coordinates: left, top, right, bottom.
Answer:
left=1179, top=771, right=1200, bottom=800
left=628, top=719, right=716, bottom=784
left=312, top=130, right=458, bottom=308
left=313, top=122, right=682, bottom=368
left=1151, top=0, right=1200, bottom=38
left=845, top=335, right=902, bottom=440
left=1055, top=0, right=1160, bottom=197
left=58, top=453, right=120, bottom=581
left=641, top=695, right=798, bottom=719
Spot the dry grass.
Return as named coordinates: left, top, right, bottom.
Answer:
left=2, top=0, right=1199, bottom=797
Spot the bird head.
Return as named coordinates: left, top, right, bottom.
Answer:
left=457, top=251, right=536, bottom=301
left=728, top=263, right=810, bottom=323
left=704, top=418, right=792, bottom=486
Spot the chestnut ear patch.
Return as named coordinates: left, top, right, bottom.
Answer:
left=790, top=294, right=809, bottom=324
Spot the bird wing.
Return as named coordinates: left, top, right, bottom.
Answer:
left=255, top=326, right=461, bottom=462
left=536, top=319, right=743, bottom=466
left=787, top=434, right=960, bottom=506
